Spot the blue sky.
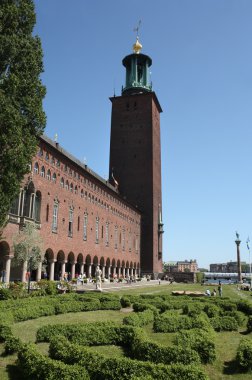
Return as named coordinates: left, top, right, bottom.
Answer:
left=34, top=0, right=252, bottom=269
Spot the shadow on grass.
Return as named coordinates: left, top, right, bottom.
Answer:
left=223, top=359, right=247, bottom=375
left=6, top=364, right=24, bottom=380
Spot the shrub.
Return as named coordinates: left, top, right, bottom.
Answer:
left=203, top=304, right=220, bottom=318
left=123, top=310, right=154, bottom=327
left=120, top=296, right=131, bottom=308
left=0, top=324, right=12, bottom=342
left=133, top=302, right=157, bottom=313
left=18, top=343, right=90, bottom=379
left=183, top=303, right=203, bottom=317
left=173, top=328, right=216, bottom=364
left=49, top=336, right=209, bottom=380
left=247, top=316, right=252, bottom=333
left=236, top=338, right=252, bottom=371
left=210, top=316, right=238, bottom=331
left=237, top=300, right=252, bottom=316
left=37, top=280, right=57, bottom=295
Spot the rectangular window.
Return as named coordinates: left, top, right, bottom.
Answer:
left=115, top=226, right=118, bottom=249
left=52, top=203, right=58, bottom=232
left=135, top=235, right=139, bottom=252
left=129, top=231, right=132, bottom=252
left=77, top=216, right=80, bottom=231
left=95, top=217, right=99, bottom=243
left=105, top=222, right=109, bottom=246
left=122, top=228, right=125, bottom=251
left=68, top=208, right=73, bottom=237
left=83, top=213, right=88, bottom=241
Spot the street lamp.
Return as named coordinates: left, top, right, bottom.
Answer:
left=235, top=231, right=242, bottom=283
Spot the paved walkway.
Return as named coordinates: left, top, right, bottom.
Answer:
left=75, top=280, right=168, bottom=292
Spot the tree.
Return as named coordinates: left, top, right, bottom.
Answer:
left=0, top=0, right=46, bottom=229
left=13, top=222, right=44, bottom=292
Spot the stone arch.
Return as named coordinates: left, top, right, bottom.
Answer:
left=130, top=261, right=133, bottom=269
left=54, top=250, right=65, bottom=280
left=126, top=261, right=129, bottom=268
left=117, top=259, right=121, bottom=268
left=0, top=241, right=10, bottom=282
left=85, top=254, right=91, bottom=265
left=76, top=253, right=84, bottom=275
left=122, top=260, right=125, bottom=268
left=44, top=248, right=54, bottom=279
left=100, top=256, right=105, bottom=267
left=112, top=258, right=116, bottom=268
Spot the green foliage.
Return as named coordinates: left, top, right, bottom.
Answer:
left=0, top=0, right=46, bottom=227
left=37, top=280, right=57, bottom=295
left=210, top=316, right=238, bottom=331
left=237, top=299, right=252, bottom=315
left=154, top=312, right=210, bottom=333
left=183, top=303, right=203, bottom=317
left=0, top=323, right=12, bottom=342
left=120, top=296, right=131, bottom=307
left=123, top=309, right=154, bottom=327
left=18, top=343, right=90, bottom=379
left=203, top=304, right=220, bottom=318
left=173, top=328, right=216, bottom=364
left=49, top=336, right=208, bottom=380
left=13, top=223, right=44, bottom=269
left=247, top=316, right=252, bottom=333
left=236, top=338, right=252, bottom=371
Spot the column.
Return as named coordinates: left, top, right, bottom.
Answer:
left=22, top=261, right=27, bottom=282
left=131, top=268, right=133, bottom=277
left=118, top=267, right=121, bottom=278
left=71, top=262, right=76, bottom=280
left=49, top=260, right=55, bottom=281
left=102, top=266, right=105, bottom=278
left=80, top=263, right=84, bottom=275
left=107, top=266, right=111, bottom=279
left=88, top=264, right=92, bottom=278
left=122, top=267, right=125, bottom=278
left=5, top=256, right=12, bottom=283
left=126, top=268, right=129, bottom=277
left=61, top=262, right=66, bottom=279
left=36, top=261, right=42, bottom=282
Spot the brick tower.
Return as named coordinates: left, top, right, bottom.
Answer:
left=109, top=37, right=164, bottom=277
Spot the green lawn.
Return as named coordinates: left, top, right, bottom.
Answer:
left=1, top=282, right=252, bottom=380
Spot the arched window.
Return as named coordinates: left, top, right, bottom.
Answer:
left=74, top=185, right=78, bottom=194
left=52, top=173, right=57, bottom=183
left=81, top=189, right=84, bottom=198
left=65, top=180, right=69, bottom=190
left=60, top=177, right=64, bottom=188
left=40, top=166, right=45, bottom=177
left=46, top=169, right=51, bottom=180
left=45, top=152, right=49, bottom=161
left=34, top=191, right=41, bottom=221
left=23, top=182, right=35, bottom=218
left=34, top=162, right=39, bottom=174
left=70, top=183, right=73, bottom=192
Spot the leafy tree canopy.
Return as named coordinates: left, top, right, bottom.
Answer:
left=0, top=0, right=46, bottom=228
left=13, top=222, right=44, bottom=270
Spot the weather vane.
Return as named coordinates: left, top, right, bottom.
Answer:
left=133, top=20, right=141, bottom=38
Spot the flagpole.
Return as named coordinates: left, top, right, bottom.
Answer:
left=247, top=237, right=251, bottom=289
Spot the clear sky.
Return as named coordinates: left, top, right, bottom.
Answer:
left=34, top=0, right=252, bottom=269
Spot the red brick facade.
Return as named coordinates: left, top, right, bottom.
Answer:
left=0, top=135, right=141, bottom=282
left=109, top=92, right=163, bottom=275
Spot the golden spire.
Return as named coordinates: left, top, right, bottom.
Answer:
left=133, top=36, right=142, bottom=54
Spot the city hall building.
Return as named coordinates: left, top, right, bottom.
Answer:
left=0, top=37, right=164, bottom=282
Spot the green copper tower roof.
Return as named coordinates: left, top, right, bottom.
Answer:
left=122, top=37, right=152, bottom=95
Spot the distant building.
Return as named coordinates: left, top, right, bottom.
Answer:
left=210, top=261, right=249, bottom=273
left=165, top=259, right=198, bottom=273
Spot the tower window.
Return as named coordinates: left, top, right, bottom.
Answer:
left=68, top=208, right=73, bottom=237
left=95, top=217, right=99, bottom=243
left=83, top=213, right=88, bottom=241
left=52, top=202, right=58, bottom=232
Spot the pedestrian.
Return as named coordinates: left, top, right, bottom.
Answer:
left=218, top=282, right=222, bottom=297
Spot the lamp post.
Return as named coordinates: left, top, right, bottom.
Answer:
left=246, top=237, right=251, bottom=287
left=235, top=232, right=242, bottom=283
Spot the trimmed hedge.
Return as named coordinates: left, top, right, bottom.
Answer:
left=236, top=338, right=252, bottom=371
left=123, top=309, right=154, bottom=327
left=0, top=293, right=121, bottom=322
left=173, top=328, right=216, bottom=364
left=209, top=316, right=238, bottom=331
left=153, top=313, right=211, bottom=333
left=18, top=343, right=90, bottom=380
left=49, top=336, right=209, bottom=380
